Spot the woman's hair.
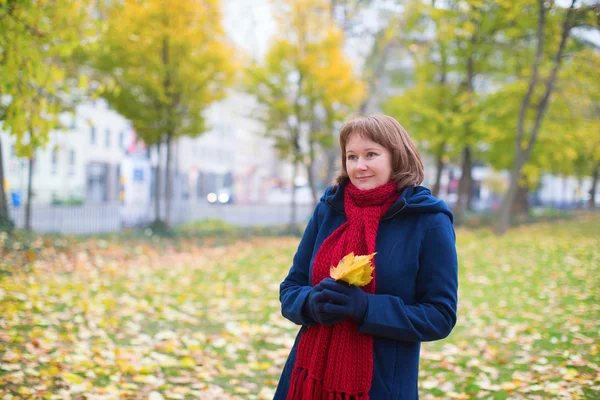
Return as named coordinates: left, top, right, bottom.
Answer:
left=334, top=115, right=424, bottom=191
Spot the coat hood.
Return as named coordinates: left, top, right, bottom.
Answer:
left=321, top=182, right=453, bottom=223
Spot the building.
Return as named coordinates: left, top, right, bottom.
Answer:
left=2, top=99, right=133, bottom=206
left=2, top=92, right=283, bottom=209
left=175, top=91, right=278, bottom=205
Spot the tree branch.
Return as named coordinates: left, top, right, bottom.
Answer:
left=515, top=0, right=546, bottom=162
left=525, top=0, right=577, bottom=158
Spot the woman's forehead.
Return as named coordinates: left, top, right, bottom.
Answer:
left=346, top=133, right=383, bottom=149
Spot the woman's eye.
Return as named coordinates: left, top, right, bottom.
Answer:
left=347, top=155, right=357, bottom=160
left=367, top=152, right=377, bottom=157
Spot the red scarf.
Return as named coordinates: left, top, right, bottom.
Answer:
left=287, top=181, right=399, bottom=400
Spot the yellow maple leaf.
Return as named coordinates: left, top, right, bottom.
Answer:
left=330, top=252, right=376, bottom=287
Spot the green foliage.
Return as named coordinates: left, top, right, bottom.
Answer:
left=384, top=0, right=515, bottom=165
left=177, top=218, right=237, bottom=235
left=0, top=0, right=98, bottom=227
left=50, top=197, right=85, bottom=207
left=144, top=219, right=175, bottom=237
left=384, top=0, right=599, bottom=195
left=0, top=0, right=97, bottom=155
left=485, top=1, right=599, bottom=190
left=0, top=217, right=15, bottom=234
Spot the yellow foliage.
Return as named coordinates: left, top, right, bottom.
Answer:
left=247, top=0, right=364, bottom=152
left=99, top=0, right=235, bottom=142
left=330, top=252, right=375, bottom=287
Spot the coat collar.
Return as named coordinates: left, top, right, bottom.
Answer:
left=325, top=181, right=414, bottom=220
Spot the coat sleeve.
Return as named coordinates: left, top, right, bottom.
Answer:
left=279, top=204, right=321, bottom=326
left=358, top=215, right=458, bottom=342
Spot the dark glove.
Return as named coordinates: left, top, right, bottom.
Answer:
left=319, top=278, right=369, bottom=323
left=303, top=280, right=347, bottom=326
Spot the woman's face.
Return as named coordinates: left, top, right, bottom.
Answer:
left=345, top=133, right=393, bottom=191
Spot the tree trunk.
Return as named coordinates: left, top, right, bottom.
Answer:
left=496, top=156, right=527, bottom=234
left=454, top=146, right=472, bottom=225
left=160, top=22, right=173, bottom=228
left=0, top=135, right=11, bottom=228
left=562, top=176, right=569, bottom=207
left=432, top=144, right=445, bottom=197
left=495, top=0, right=575, bottom=235
left=154, top=142, right=162, bottom=222
left=305, top=156, right=318, bottom=210
left=589, top=162, right=598, bottom=209
left=324, top=147, right=338, bottom=187
left=306, top=121, right=320, bottom=208
left=467, top=179, right=475, bottom=211
left=289, top=161, right=298, bottom=233
left=165, top=132, right=173, bottom=228
left=25, top=156, right=34, bottom=231
left=514, top=182, right=529, bottom=216
left=359, top=28, right=392, bottom=115
left=455, top=28, right=476, bottom=222
left=329, top=0, right=337, bottom=18
left=575, top=178, right=583, bottom=209
left=432, top=6, right=448, bottom=200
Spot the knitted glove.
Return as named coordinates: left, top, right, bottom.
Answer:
left=319, top=278, right=369, bottom=323
left=303, top=280, right=347, bottom=326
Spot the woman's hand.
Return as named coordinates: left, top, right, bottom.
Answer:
left=303, top=280, right=347, bottom=326
left=318, top=278, right=368, bottom=323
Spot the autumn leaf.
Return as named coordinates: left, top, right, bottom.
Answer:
left=330, top=252, right=376, bottom=287
left=0, top=216, right=598, bottom=398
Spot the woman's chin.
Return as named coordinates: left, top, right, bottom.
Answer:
left=352, top=180, right=377, bottom=191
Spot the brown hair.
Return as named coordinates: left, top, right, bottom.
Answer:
left=334, top=115, right=424, bottom=191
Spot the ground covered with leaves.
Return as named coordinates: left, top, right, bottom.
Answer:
left=1, top=214, right=599, bottom=399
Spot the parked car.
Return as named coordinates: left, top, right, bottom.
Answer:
left=207, top=187, right=235, bottom=204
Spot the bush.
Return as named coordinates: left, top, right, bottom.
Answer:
left=177, top=218, right=237, bottom=235
left=144, top=219, right=175, bottom=237
left=0, top=217, right=15, bottom=234
left=51, top=197, right=85, bottom=206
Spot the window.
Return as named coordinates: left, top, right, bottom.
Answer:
left=51, top=149, right=58, bottom=175
left=68, top=150, right=75, bottom=176
left=90, top=126, right=96, bottom=145
left=10, top=145, right=16, bottom=158
left=105, top=128, right=111, bottom=148
left=119, top=131, right=125, bottom=150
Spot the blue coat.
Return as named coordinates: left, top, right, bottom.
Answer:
left=274, top=183, right=458, bottom=400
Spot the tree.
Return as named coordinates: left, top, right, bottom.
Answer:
left=384, top=70, right=460, bottom=197
left=246, top=0, right=363, bottom=230
left=325, top=0, right=398, bottom=184
left=384, top=1, right=460, bottom=198
left=0, top=0, right=96, bottom=231
left=96, top=0, right=234, bottom=227
left=551, top=48, right=600, bottom=208
left=494, top=0, right=595, bottom=234
left=385, top=0, right=511, bottom=223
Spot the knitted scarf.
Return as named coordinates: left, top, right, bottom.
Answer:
left=287, top=181, right=399, bottom=400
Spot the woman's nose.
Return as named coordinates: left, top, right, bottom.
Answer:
left=357, top=159, right=368, bottom=170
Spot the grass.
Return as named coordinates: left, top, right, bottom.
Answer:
left=0, top=214, right=598, bottom=399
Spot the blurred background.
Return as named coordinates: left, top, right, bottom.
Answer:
left=1, top=0, right=598, bottom=235
left=1, top=2, right=599, bottom=399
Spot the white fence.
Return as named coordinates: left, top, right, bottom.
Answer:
left=7, top=201, right=316, bottom=234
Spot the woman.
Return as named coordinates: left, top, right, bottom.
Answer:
left=274, top=115, right=458, bottom=400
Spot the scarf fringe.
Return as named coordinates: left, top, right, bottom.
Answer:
left=287, top=368, right=370, bottom=400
